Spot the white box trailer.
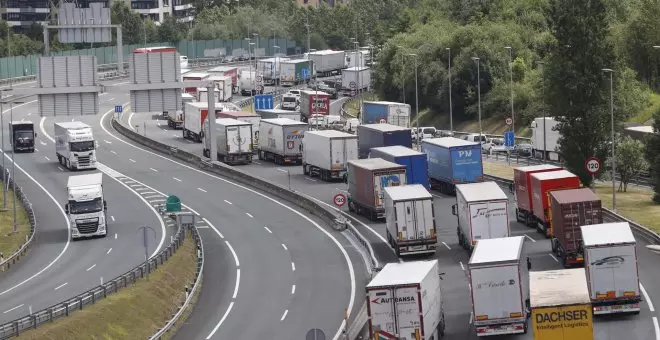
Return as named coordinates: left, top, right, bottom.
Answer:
left=258, top=118, right=308, bottom=165
left=256, top=108, right=301, bottom=121
left=384, top=184, right=437, bottom=257
left=342, top=67, right=371, bottom=91
left=209, top=75, right=233, bottom=102
left=54, top=121, right=97, bottom=170
left=203, top=118, right=253, bottom=165
left=183, top=102, right=224, bottom=142
left=366, top=260, right=445, bottom=340
left=240, top=70, right=261, bottom=96
left=581, top=222, right=641, bottom=315
left=196, top=87, right=222, bottom=103
left=531, top=117, right=561, bottom=161
left=256, top=57, right=290, bottom=84
left=302, top=130, right=357, bottom=181
left=452, top=181, right=510, bottom=251
left=308, top=50, right=345, bottom=77
left=468, top=236, right=528, bottom=336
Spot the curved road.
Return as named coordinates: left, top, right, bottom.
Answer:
left=130, top=95, right=660, bottom=339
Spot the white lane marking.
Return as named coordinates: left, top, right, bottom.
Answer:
left=200, top=218, right=223, bottom=238
left=441, top=242, right=451, bottom=250
left=34, top=148, right=38, bottom=152
left=173, top=177, right=182, bottom=182
left=652, top=317, right=660, bottom=340
left=44, top=156, right=50, bottom=161
left=86, top=264, right=96, bottom=271
left=264, top=226, right=272, bottom=233
left=196, top=226, right=210, bottom=229
left=128, top=112, right=135, bottom=129
left=291, top=285, right=296, bottom=294
left=129, top=158, right=136, bottom=163
left=232, top=269, right=240, bottom=299
left=205, top=301, right=234, bottom=340
left=114, top=233, right=117, bottom=239
left=305, top=177, right=317, bottom=182
left=101, top=107, right=356, bottom=340
left=149, top=167, right=158, bottom=172
left=549, top=254, right=559, bottom=263
left=336, top=188, right=347, bottom=192
left=3, top=304, right=24, bottom=314
left=291, top=262, right=296, bottom=271
left=277, top=168, right=288, bottom=173
left=245, top=213, right=253, bottom=218
left=27, top=112, right=31, bottom=116
left=525, top=234, right=537, bottom=243
left=460, top=261, right=465, bottom=271
left=104, top=140, right=112, bottom=144
left=57, top=166, right=63, bottom=171
left=110, top=215, right=115, bottom=222
left=108, top=98, right=115, bottom=101
left=224, top=199, right=232, bottom=205
left=280, top=309, right=288, bottom=321
left=110, top=150, right=117, bottom=155
left=39, top=140, right=46, bottom=146
left=253, top=161, right=261, bottom=165
left=106, top=248, right=112, bottom=255
left=469, top=312, right=473, bottom=325
left=641, top=283, right=655, bottom=312
left=54, top=282, right=68, bottom=291
left=282, top=244, right=288, bottom=251
left=225, top=241, right=240, bottom=267
left=197, top=187, right=207, bottom=192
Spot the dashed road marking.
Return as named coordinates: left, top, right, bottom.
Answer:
left=3, top=304, right=24, bottom=314
left=291, top=262, right=296, bottom=271
left=54, top=282, right=68, bottom=290
left=110, top=150, right=117, bottom=155
left=173, top=177, right=182, bottom=182
left=291, top=285, right=296, bottom=294
left=198, top=188, right=207, bottom=193
left=549, top=254, right=559, bottom=263
left=280, top=309, right=288, bottom=321
left=44, top=156, right=50, bottom=161
left=442, top=242, right=451, bottom=250
left=129, top=159, right=136, bottom=163
left=110, top=215, right=115, bottom=222
left=149, top=167, right=158, bottom=172
left=264, top=226, right=272, bottom=233
left=86, top=264, right=96, bottom=271
left=106, top=248, right=112, bottom=255
left=245, top=213, right=253, bottom=218
left=282, top=244, right=288, bottom=250
left=525, top=234, right=537, bottom=243
left=224, top=200, right=232, bottom=205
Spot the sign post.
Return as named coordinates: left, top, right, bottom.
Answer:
left=585, top=156, right=602, bottom=191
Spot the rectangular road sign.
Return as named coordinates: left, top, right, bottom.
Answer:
left=115, top=105, right=123, bottom=113
left=254, top=94, right=274, bottom=110
left=504, top=131, right=515, bottom=147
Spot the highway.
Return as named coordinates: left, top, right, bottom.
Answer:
left=128, top=92, right=660, bottom=339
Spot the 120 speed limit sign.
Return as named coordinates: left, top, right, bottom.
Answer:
left=585, top=157, right=601, bottom=175
left=333, top=193, right=346, bottom=207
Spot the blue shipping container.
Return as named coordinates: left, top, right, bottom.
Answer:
left=421, top=138, right=483, bottom=184
left=369, top=145, right=429, bottom=189
left=357, top=124, right=412, bottom=158
left=362, top=102, right=388, bottom=124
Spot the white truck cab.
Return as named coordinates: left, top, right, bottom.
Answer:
left=66, top=173, right=107, bottom=239
left=54, top=121, right=97, bottom=170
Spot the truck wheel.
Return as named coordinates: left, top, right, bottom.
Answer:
left=515, top=209, right=523, bottom=223
left=258, top=151, right=264, bottom=160
left=348, top=201, right=355, bottom=213
left=551, top=238, right=558, bottom=253
left=302, top=164, right=309, bottom=175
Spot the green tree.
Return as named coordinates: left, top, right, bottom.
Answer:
left=645, top=110, right=660, bottom=202
left=622, top=0, right=660, bottom=89
left=543, top=0, right=618, bottom=187
left=158, top=16, right=188, bottom=42
left=616, top=136, right=647, bottom=192
left=111, top=1, right=146, bottom=45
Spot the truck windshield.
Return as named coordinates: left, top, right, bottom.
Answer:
left=15, top=131, right=33, bottom=139
left=70, top=141, right=94, bottom=152
left=69, top=198, right=103, bottom=214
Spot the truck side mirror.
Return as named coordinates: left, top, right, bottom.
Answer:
left=65, top=204, right=69, bottom=214
left=103, top=200, right=107, bottom=211
left=34, top=132, right=38, bottom=138
left=343, top=174, right=348, bottom=184
left=509, top=183, right=514, bottom=193
left=451, top=204, right=457, bottom=216
left=527, top=257, right=532, bottom=270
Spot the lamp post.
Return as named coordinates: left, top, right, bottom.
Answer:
left=397, top=45, right=406, bottom=104
left=505, top=46, right=514, bottom=135
left=536, top=60, right=547, bottom=161
left=249, top=42, right=255, bottom=96
left=472, top=57, right=483, bottom=142
left=407, top=53, right=419, bottom=138
left=446, top=47, right=452, bottom=134
left=602, top=68, right=616, bottom=211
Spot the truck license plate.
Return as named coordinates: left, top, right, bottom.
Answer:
left=412, top=245, right=425, bottom=250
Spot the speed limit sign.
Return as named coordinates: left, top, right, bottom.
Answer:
left=585, top=157, right=601, bottom=175
left=333, top=193, right=346, bottom=207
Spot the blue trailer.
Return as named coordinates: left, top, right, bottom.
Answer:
left=357, top=123, right=412, bottom=159
left=369, top=145, right=429, bottom=189
left=361, top=101, right=411, bottom=127
left=421, top=137, right=484, bottom=195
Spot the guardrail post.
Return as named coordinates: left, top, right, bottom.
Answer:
left=79, top=297, right=83, bottom=310
left=92, top=290, right=96, bottom=304
left=14, top=321, right=18, bottom=336
left=49, top=308, right=53, bottom=322
left=32, top=315, right=36, bottom=329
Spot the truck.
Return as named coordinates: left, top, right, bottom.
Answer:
left=256, top=57, right=290, bottom=85
left=302, top=130, right=357, bottom=181
left=369, top=145, right=429, bottom=189
left=341, top=66, right=371, bottom=92
left=299, top=90, right=331, bottom=121
left=513, top=164, right=563, bottom=226
left=468, top=236, right=528, bottom=336
left=530, top=269, right=593, bottom=340
left=357, top=123, right=412, bottom=159
left=54, top=121, right=97, bottom=170
left=346, top=50, right=368, bottom=68
left=530, top=170, right=581, bottom=237
left=255, top=108, right=301, bottom=121
left=167, top=93, right=194, bottom=129
left=183, top=102, right=224, bottom=142
left=384, top=184, right=437, bottom=256
left=366, top=260, right=445, bottom=340
left=549, top=188, right=602, bottom=267
left=202, top=118, right=253, bottom=164
left=258, top=118, right=308, bottom=165
left=196, top=87, right=222, bottom=103
left=280, top=59, right=313, bottom=86
left=240, top=70, right=262, bottom=96
left=421, top=137, right=483, bottom=195
left=361, top=101, right=410, bottom=127
left=8, top=121, right=36, bottom=152
left=307, top=50, right=345, bottom=77
left=217, top=111, right=261, bottom=149
left=66, top=173, right=108, bottom=239
left=280, top=95, right=299, bottom=111
left=182, top=72, right=210, bottom=95
left=452, top=181, right=510, bottom=251
left=208, top=66, right=239, bottom=94
left=346, top=158, right=407, bottom=220
left=209, top=75, right=233, bottom=102
left=581, top=222, right=641, bottom=315
left=531, top=117, right=561, bottom=162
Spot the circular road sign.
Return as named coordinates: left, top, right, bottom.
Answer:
left=350, top=90, right=356, bottom=96
left=349, top=81, right=357, bottom=89
left=257, top=85, right=265, bottom=92
left=505, top=117, right=513, bottom=126
left=379, top=118, right=387, bottom=123
left=333, top=193, right=346, bottom=207
left=585, top=157, right=601, bottom=175
left=256, top=75, right=263, bottom=82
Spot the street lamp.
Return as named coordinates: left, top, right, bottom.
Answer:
left=602, top=68, right=616, bottom=211
left=472, top=57, right=483, bottom=142
left=446, top=47, right=452, bottom=134
left=249, top=42, right=256, bottom=95
left=505, top=46, right=514, bottom=136
left=407, top=53, right=419, bottom=137
left=536, top=60, right=548, bottom=161
left=397, top=45, right=406, bottom=104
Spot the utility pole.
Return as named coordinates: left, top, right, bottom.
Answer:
left=472, top=57, right=483, bottom=142
left=446, top=47, right=453, bottom=134
left=305, top=12, right=311, bottom=53
left=505, top=46, right=515, bottom=135
left=603, top=68, right=616, bottom=211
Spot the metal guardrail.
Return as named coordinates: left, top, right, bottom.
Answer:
left=0, top=214, right=202, bottom=339
left=0, top=166, right=36, bottom=273
left=483, top=173, right=660, bottom=244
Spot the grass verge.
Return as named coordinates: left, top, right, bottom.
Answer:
left=18, top=232, right=199, bottom=340
left=346, top=93, right=379, bottom=116
left=483, top=161, right=660, bottom=233
left=0, top=188, right=30, bottom=260
left=628, top=92, right=660, bottom=125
